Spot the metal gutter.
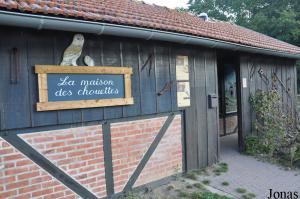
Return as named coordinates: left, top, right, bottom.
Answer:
left=0, top=10, right=299, bottom=59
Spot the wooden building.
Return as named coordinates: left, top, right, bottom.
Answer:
left=0, top=1, right=299, bottom=198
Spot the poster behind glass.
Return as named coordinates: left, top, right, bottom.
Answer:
left=224, top=65, right=237, bottom=113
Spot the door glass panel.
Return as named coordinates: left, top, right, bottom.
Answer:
left=224, top=64, right=237, bottom=113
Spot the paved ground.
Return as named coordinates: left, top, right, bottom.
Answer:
left=199, top=134, right=300, bottom=199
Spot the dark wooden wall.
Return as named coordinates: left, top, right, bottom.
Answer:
left=183, top=49, right=219, bottom=170
left=0, top=26, right=220, bottom=169
left=0, top=27, right=182, bottom=131
left=239, top=54, right=297, bottom=143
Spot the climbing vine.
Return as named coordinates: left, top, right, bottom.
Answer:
left=247, top=89, right=300, bottom=168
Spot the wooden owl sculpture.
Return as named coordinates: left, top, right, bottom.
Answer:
left=60, top=34, right=84, bottom=66
left=84, top=55, right=95, bottom=66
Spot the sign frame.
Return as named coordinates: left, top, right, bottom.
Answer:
left=35, top=65, right=134, bottom=111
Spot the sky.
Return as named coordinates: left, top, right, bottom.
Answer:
left=142, top=0, right=189, bottom=9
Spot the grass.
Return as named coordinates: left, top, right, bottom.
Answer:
left=178, top=190, right=189, bottom=197
left=212, top=162, right=229, bottom=176
left=186, top=184, right=193, bottom=189
left=185, top=171, right=198, bottom=180
left=190, top=191, right=234, bottom=199
left=235, top=188, right=247, bottom=194
left=243, top=193, right=256, bottom=199
left=166, top=184, right=175, bottom=191
left=221, top=181, right=229, bottom=186
left=119, top=192, right=140, bottom=199
left=193, top=183, right=205, bottom=190
left=196, top=168, right=210, bottom=176
left=213, top=162, right=229, bottom=175
left=202, top=179, right=210, bottom=185
left=247, top=193, right=256, bottom=198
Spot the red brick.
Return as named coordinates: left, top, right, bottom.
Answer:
left=68, top=162, right=86, bottom=170
left=67, top=150, right=85, bottom=157
left=17, top=171, right=40, bottom=180
left=46, top=141, right=65, bottom=148
left=6, top=180, right=29, bottom=190
left=47, top=153, right=67, bottom=160
left=54, top=185, right=67, bottom=192
left=0, top=176, right=16, bottom=184
left=32, top=188, right=53, bottom=197
left=3, top=154, right=23, bottom=161
left=5, top=167, right=28, bottom=176
left=0, top=190, right=17, bottom=198
left=56, top=146, right=75, bottom=152
left=55, top=134, right=74, bottom=140
left=19, top=184, right=41, bottom=194
left=43, top=191, right=65, bottom=199
left=16, top=159, right=33, bottom=167
left=76, top=143, right=94, bottom=149
left=33, top=136, right=54, bottom=143
left=1, top=142, right=10, bottom=147
left=13, top=193, right=31, bottom=199
left=31, top=176, right=52, bottom=184
left=0, top=148, right=14, bottom=154
left=41, top=181, right=60, bottom=188
left=66, top=138, right=85, bottom=145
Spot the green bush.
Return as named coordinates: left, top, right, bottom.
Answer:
left=249, top=89, right=300, bottom=168
left=244, top=135, right=269, bottom=155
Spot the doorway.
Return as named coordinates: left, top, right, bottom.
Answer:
left=217, top=53, right=240, bottom=151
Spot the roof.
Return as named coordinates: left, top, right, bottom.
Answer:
left=1, top=0, right=300, bottom=56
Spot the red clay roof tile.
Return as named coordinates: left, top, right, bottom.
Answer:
left=0, top=0, right=300, bottom=55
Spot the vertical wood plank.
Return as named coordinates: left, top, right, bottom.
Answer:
left=155, top=45, right=172, bottom=113
left=27, top=30, right=58, bottom=127
left=184, top=49, right=199, bottom=170
left=261, top=59, right=268, bottom=91
left=194, top=49, right=208, bottom=167
left=102, top=38, right=123, bottom=119
left=281, top=60, right=288, bottom=112
left=122, top=41, right=141, bottom=117
left=205, top=50, right=218, bottom=165
left=255, top=57, right=262, bottom=91
left=169, top=47, right=178, bottom=111
left=275, top=58, right=283, bottom=107
left=248, top=55, right=256, bottom=134
left=139, top=42, right=157, bottom=115
left=0, top=29, right=31, bottom=129
left=240, top=55, right=251, bottom=139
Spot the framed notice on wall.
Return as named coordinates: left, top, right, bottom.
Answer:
left=176, top=56, right=189, bottom=81
left=35, top=65, right=134, bottom=111
left=176, top=56, right=191, bottom=107
left=177, top=81, right=191, bottom=107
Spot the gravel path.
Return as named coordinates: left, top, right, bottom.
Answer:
left=198, top=134, right=300, bottom=199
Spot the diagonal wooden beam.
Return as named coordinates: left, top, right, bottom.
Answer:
left=123, top=113, right=175, bottom=192
left=1, top=134, right=98, bottom=199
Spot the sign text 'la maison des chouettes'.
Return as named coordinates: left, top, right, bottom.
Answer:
left=35, top=65, right=133, bottom=111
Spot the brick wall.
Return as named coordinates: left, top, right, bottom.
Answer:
left=134, top=115, right=182, bottom=187
left=19, top=125, right=106, bottom=198
left=0, top=114, right=183, bottom=198
left=0, top=138, right=79, bottom=199
left=111, top=115, right=182, bottom=193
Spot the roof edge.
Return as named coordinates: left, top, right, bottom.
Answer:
left=0, top=10, right=299, bottom=59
